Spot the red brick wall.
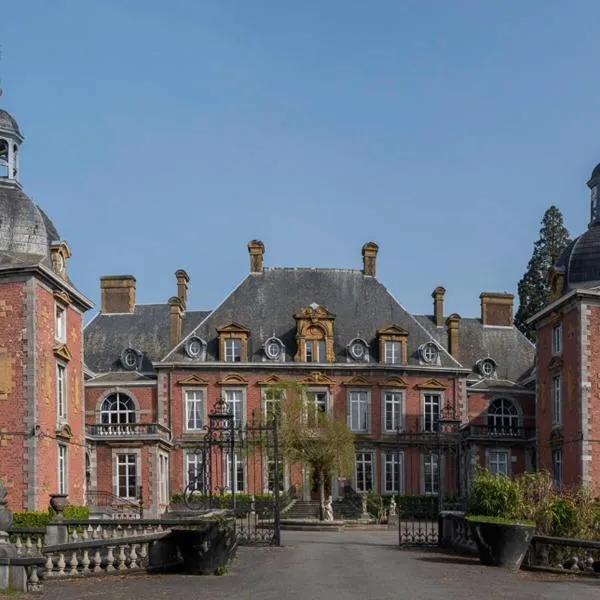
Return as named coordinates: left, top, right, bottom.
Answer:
left=85, top=385, right=157, bottom=423
left=586, top=305, right=600, bottom=494
left=0, top=281, right=27, bottom=511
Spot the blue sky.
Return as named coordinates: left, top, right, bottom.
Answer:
left=0, top=1, right=597, bottom=319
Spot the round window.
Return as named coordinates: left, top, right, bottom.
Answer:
left=122, top=348, right=138, bottom=370
left=422, top=343, right=438, bottom=363
left=481, top=359, right=495, bottom=377
left=350, top=341, right=365, bottom=359
left=266, top=340, right=281, bottom=360
left=186, top=337, right=203, bottom=358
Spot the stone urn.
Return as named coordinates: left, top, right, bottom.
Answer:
left=49, top=493, right=69, bottom=518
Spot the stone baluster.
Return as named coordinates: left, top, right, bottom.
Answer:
left=140, top=542, right=148, bottom=565
left=70, top=528, right=79, bottom=543
left=117, top=544, right=127, bottom=570
left=69, top=550, right=78, bottom=576
left=102, top=527, right=109, bottom=540
left=25, top=534, right=33, bottom=555
left=28, top=565, right=42, bottom=592
left=106, top=546, right=115, bottom=571
left=129, top=544, right=139, bottom=569
left=44, top=554, right=54, bottom=578
left=57, top=552, right=66, bottom=576
left=81, top=549, right=91, bottom=574
left=82, top=526, right=89, bottom=541
left=93, top=549, right=102, bottom=573
left=36, top=535, right=43, bottom=554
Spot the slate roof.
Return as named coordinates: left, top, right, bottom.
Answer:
left=0, top=109, right=22, bottom=138
left=414, top=315, right=535, bottom=385
left=84, top=305, right=211, bottom=373
left=554, top=226, right=600, bottom=292
left=165, top=268, right=463, bottom=368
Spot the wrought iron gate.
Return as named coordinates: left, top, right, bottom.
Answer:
left=183, top=398, right=281, bottom=546
left=396, top=408, right=463, bottom=546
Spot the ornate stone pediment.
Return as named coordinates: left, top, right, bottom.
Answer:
left=294, top=304, right=336, bottom=363
left=379, top=376, right=409, bottom=388
left=415, top=378, right=447, bottom=390
left=548, top=356, right=563, bottom=372
left=55, top=423, right=73, bottom=440
left=178, top=374, right=209, bottom=386
left=216, top=321, right=250, bottom=334
left=376, top=324, right=408, bottom=337
left=299, top=371, right=335, bottom=385
left=257, top=375, right=282, bottom=386
left=218, top=373, right=248, bottom=385
left=53, top=343, right=72, bottom=362
left=53, top=290, right=71, bottom=306
left=342, top=375, right=371, bottom=387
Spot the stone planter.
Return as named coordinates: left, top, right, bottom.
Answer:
left=49, top=493, right=69, bottom=517
left=468, top=518, right=535, bottom=569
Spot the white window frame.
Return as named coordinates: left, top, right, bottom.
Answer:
left=225, top=452, right=246, bottom=493
left=185, top=451, right=204, bottom=492
left=158, top=452, right=169, bottom=506
left=223, top=388, right=245, bottom=428
left=384, top=341, right=401, bottom=365
left=265, top=455, right=287, bottom=494
left=487, top=397, right=520, bottom=435
left=224, top=338, right=242, bottom=362
left=552, top=448, right=563, bottom=487
left=55, top=303, right=66, bottom=342
left=552, top=323, right=562, bottom=355
left=262, top=387, right=284, bottom=422
left=486, top=448, right=510, bottom=476
left=114, top=452, right=139, bottom=500
left=348, top=389, right=370, bottom=433
left=184, top=388, right=205, bottom=431
left=422, top=392, right=441, bottom=433
left=382, top=390, right=404, bottom=433
left=56, top=363, right=67, bottom=424
left=100, top=392, right=136, bottom=424
left=382, top=451, right=404, bottom=494
left=355, top=451, right=374, bottom=492
left=551, top=375, right=562, bottom=426
left=422, top=454, right=439, bottom=496
left=58, top=444, right=67, bottom=494
left=306, top=388, right=329, bottom=422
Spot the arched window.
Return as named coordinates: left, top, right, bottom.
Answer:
left=487, top=398, right=519, bottom=435
left=100, top=393, right=136, bottom=424
left=0, top=139, right=7, bottom=176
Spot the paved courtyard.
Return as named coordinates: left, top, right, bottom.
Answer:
left=5, top=529, right=599, bottom=599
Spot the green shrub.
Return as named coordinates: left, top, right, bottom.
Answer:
left=11, top=504, right=90, bottom=529
left=468, top=469, right=522, bottom=520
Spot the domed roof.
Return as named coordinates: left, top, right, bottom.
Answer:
left=0, top=109, right=22, bottom=139
left=0, top=182, right=60, bottom=263
left=557, top=228, right=600, bottom=291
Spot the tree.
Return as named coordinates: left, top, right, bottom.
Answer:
left=269, top=382, right=355, bottom=520
left=514, top=205, right=571, bottom=340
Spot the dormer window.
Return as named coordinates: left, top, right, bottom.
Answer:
left=419, top=342, right=439, bottom=364
left=217, top=322, right=250, bottom=363
left=264, top=337, right=285, bottom=361
left=385, top=342, right=401, bottom=364
left=185, top=336, right=206, bottom=360
left=294, top=304, right=335, bottom=363
left=121, top=348, right=140, bottom=370
left=478, top=358, right=496, bottom=378
left=347, top=338, right=369, bottom=362
left=377, top=325, right=408, bottom=365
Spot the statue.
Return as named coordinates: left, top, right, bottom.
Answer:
left=389, top=496, right=397, bottom=517
left=361, top=494, right=368, bottom=516
left=323, top=496, right=334, bottom=521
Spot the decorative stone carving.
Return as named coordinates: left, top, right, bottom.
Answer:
left=323, top=496, right=334, bottom=521
left=389, top=496, right=397, bottom=517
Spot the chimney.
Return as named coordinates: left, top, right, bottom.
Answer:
left=432, top=286, right=446, bottom=327
left=100, top=275, right=136, bottom=314
left=480, top=292, right=514, bottom=327
left=446, top=313, right=461, bottom=359
left=248, top=240, right=265, bottom=273
left=362, top=242, right=379, bottom=277
left=169, top=296, right=184, bottom=347
left=175, top=269, right=190, bottom=309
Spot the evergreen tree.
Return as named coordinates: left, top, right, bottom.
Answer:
left=514, top=206, right=571, bottom=341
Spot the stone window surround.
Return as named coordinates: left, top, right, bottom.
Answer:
left=551, top=322, right=563, bottom=356
left=222, top=386, right=247, bottom=428
left=420, top=390, right=444, bottom=433
left=382, top=388, right=405, bottom=434
left=182, top=385, right=208, bottom=433
left=422, top=453, right=439, bottom=496
left=112, top=447, right=141, bottom=500
left=57, top=443, right=68, bottom=495
left=184, top=450, right=203, bottom=491
left=347, top=388, right=371, bottom=433
left=485, top=395, right=523, bottom=429
left=354, top=449, right=375, bottom=493
left=94, top=388, right=142, bottom=424
left=485, top=447, right=512, bottom=476
left=217, top=323, right=250, bottom=363
left=382, top=450, right=404, bottom=494
left=56, top=360, right=68, bottom=427
left=54, top=301, right=67, bottom=342
left=551, top=374, right=562, bottom=427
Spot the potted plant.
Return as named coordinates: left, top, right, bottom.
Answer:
left=466, top=469, right=535, bottom=569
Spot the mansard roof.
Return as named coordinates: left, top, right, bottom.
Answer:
left=415, top=315, right=535, bottom=386
left=84, top=304, right=211, bottom=373
left=164, top=267, right=462, bottom=368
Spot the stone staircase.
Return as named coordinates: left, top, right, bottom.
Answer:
left=283, top=499, right=362, bottom=521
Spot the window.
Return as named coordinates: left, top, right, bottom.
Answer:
left=348, top=339, right=368, bottom=361
left=225, top=453, right=245, bottom=492
left=349, top=391, right=369, bottom=432
left=552, top=448, right=563, bottom=487
left=224, top=389, right=244, bottom=427
left=264, top=337, right=284, bottom=361
left=56, top=364, right=67, bottom=422
left=121, top=348, right=138, bottom=370
left=552, top=324, right=562, bottom=355
left=480, top=359, right=496, bottom=378
left=185, top=389, right=204, bottom=431
left=267, top=456, right=284, bottom=493
left=117, top=454, right=138, bottom=499
left=551, top=375, right=562, bottom=426
left=487, top=398, right=519, bottom=435
left=159, top=453, right=169, bottom=506
left=305, top=339, right=326, bottom=362
left=423, top=393, right=440, bottom=432
left=185, top=336, right=205, bottom=359
left=420, top=343, right=438, bottom=364
left=264, top=388, right=283, bottom=422
left=487, top=450, right=509, bottom=476
left=384, top=341, right=401, bottom=365
left=423, top=454, right=439, bottom=495
left=355, top=452, right=373, bottom=492
left=383, top=391, right=403, bottom=433
left=224, top=338, right=242, bottom=362
left=306, top=390, right=327, bottom=424
left=383, top=452, right=403, bottom=493
left=186, top=452, right=204, bottom=492
left=58, top=444, right=67, bottom=494
left=55, top=304, right=66, bottom=341
left=101, top=392, right=135, bottom=424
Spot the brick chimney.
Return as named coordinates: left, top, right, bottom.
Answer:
left=169, top=296, right=184, bottom=347
left=100, top=276, right=136, bottom=314
left=175, top=269, right=190, bottom=310
left=432, top=286, right=446, bottom=327
left=248, top=240, right=265, bottom=273
left=446, top=313, right=461, bottom=359
left=480, top=292, right=514, bottom=327
left=362, top=242, right=379, bottom=277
